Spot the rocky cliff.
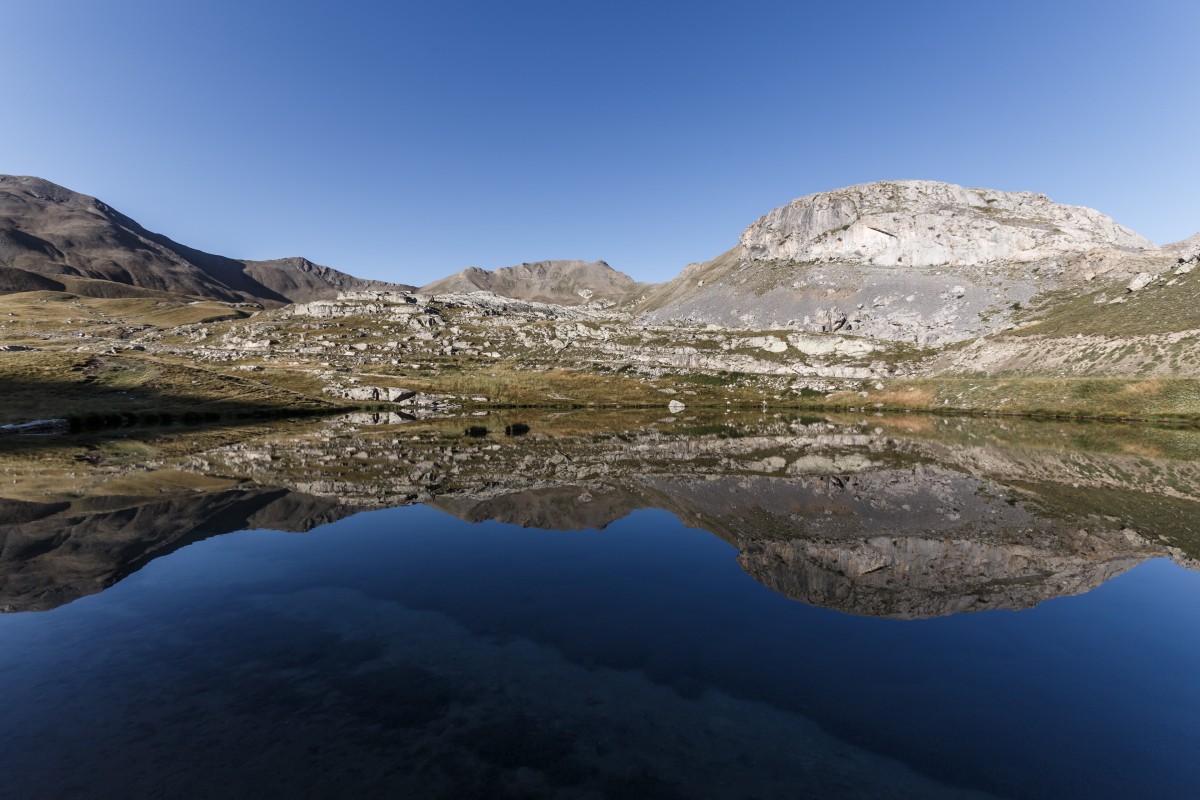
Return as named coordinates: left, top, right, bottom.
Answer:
left=739, top=180, right=1152, bottom=266
left=637, top=180, right=1176, bottom=344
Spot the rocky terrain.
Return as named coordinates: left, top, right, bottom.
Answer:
left=636, top=180, right=1192, bottom=345
left=420, top=259, right=645, bottom=307
left=0, top=175, right=1197, bottom=425
left=0, top=175, right=409, bottom=305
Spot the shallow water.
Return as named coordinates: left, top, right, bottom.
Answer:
left=1, top=413, right=1199, bottom=798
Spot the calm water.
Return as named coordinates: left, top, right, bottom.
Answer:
left=1, top=414, right=1199, bottom=798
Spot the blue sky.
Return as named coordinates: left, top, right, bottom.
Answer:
left=3, top=0, right=1197, bottom=284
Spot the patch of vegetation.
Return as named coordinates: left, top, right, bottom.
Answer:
left=1010, top=270, right=1200, bottom=338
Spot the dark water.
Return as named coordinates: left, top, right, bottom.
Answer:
left=2, top=415, right=1199, bottom=798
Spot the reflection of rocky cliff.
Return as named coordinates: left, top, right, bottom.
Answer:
left=0, top=485, right=352, bottom=612
left=738, top=531, right=1155, bottom=619
left=2, top=414, right=1197, bottom=615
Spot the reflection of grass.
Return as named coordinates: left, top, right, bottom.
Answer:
left=830, top=376, right=1200, bottom=424
left=0, top=420, right=292, bottom=501
left=1018, top=481, right=1200, bottom=560
left=5, top=406, right=1199, bottom=575
left=858, top=412, right=1200, bottom=463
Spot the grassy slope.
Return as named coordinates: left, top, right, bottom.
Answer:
left=0, top=290, right=249, bottom=341
left=0, top=349, right=340, bottom=425
left=1009, top=266, right=1199, bottom=338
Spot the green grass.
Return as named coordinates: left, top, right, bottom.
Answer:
left=1010, top=269, right=1200, bottom=338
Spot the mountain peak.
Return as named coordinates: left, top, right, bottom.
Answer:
left=420, top=259, right=643, bottom=306
left=740, top=180, right=1154, bottom=268
left=0, top=175, right=398, bottom=304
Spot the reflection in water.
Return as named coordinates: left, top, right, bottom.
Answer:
left=1, top=413, right=1199, bottom=799
left=2, top=413, right=1197, bottom=616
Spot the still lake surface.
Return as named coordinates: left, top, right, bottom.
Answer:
left=1, top=412, right=1198, bottom=798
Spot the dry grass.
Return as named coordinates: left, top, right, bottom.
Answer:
left=1119, top=378, right=1165, bottom=397
left=0, top=290, right=248, bottom=334
left=851, top=385, right=938, bottom=409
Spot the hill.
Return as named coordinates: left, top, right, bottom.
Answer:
left=420, top=259, right=644, bottom=307
left=0, top=175, right=408, bottom=305
left=635, top=180, right=1179, bottom=344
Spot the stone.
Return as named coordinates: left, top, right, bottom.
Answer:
left=1126, top=272, right=1154, bottom=292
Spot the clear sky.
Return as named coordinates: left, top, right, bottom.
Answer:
left=3, top=0, right=1197, bottom=284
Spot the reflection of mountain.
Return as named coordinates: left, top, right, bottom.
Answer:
left=433, top=469, right=1171, bottom=618
left=3, top=415, right=1197, bottom=615
left=0, top=486, right=352, bottom=612
left=739, top=533, right=1153, bottom=619
left=430, top=486, right=640, bottom=531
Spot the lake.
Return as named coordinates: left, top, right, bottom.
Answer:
left=1, top=411, right=1198, bottom=799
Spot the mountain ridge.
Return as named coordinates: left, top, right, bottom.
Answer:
left=419, top=259, right=646, bottom=307
left=0, top=175, right=410, bottom=305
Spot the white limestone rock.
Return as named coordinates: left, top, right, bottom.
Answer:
left=1126, top=272, right=1154, bottom=292
left=739, top=180, right=1153, bottom=267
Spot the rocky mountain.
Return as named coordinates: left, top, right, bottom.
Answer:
left=420, top=259, right=644, bottom=307
left=0, top=175, right=408, bottom=305
left=636, top=180, right=1177, bottom=344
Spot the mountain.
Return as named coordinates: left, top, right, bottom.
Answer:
left=1165, top=231, right=1200, bottom=262
left=0, top=175, right=409, bottom=305
left=419, top=259, right=645, bottom=307
left=635, top=180, right=1176, bottom=344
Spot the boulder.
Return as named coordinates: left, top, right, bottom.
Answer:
left=1126, top=272, right=1154, bottom=292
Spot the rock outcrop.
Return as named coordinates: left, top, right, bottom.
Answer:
left=637, top=180, right=1175, bottom=344
left=738, top=180, right=1152, bottom=267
